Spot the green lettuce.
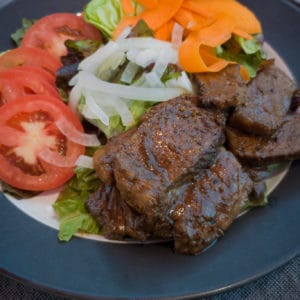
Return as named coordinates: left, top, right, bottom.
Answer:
left=217, top=35, right=267, bottom=78
left=53, top=167, right=102, bottom=241
left=83, top=0, right=124, bottom=40
left=11, top=18, right=35, bottom=46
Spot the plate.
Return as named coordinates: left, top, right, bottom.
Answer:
left=0, top=0, right=299, bottom=299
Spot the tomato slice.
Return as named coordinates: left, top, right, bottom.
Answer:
left=21, top=13, right=102, bottom=59
left=0, top=70, right=59, bottom=107
left=0, top=95, right=85, bottom=191
left=0, top=47, right=62, bottom=75
left=4, top=66, right=56, bottom=84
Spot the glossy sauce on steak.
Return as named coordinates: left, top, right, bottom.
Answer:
left=93, top=95, right=226, bottom=220
left=87, top=61, right=299, bottom=255
left=230, top=64, right=296, bottom=136
left=169, top=149, right=252, bottom=254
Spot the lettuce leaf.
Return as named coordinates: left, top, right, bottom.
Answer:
left=217, top=35, right=267, bottom=78
left=83, top=0, right=124, bottom=40
left=53, top=167, right=102, bottom=241
left=11, top=18, right=35, bottom=46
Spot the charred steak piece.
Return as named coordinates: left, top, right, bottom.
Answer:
left=226, top=114, right=300, bottom=165
left=93, top=95, right=226, bottom=225
left=230, top=64, right=296, bottom=137
left=192, top=64, right=248, bottom=109
left=107, top=96, right=225, bottom=218
left=86, top=183, right=151, bottom=241
left=169, top=149, right=253, bottom=255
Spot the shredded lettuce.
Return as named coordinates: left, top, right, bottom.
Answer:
left=53, top=167, right=102, bottom=241
left=217, top=35, right=267, bottom=78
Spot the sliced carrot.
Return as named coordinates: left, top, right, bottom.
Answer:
left=121, top=0, right=135, bottom=15
left=178, top=31, right=231, bottom=72
left=173, top=7, right=209, bottom=30
left=239, top=65, right=251, bottom=81
left=183, top=0, right=262, bottom=35
left=155, top=20, right=175, bottom=41
left=113, top=0, right=183, bottom=39
left=182, top=0, right=213, bottom=19
left=137, top=0, right=158, bottom=9
left=197, top=14, right=235, bottom=47
left=232, top=28, right=253, bottom=40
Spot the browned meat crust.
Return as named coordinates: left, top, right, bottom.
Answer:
left=229, top=64, right=296, bottom=136
left=226, top=114, right=300, bottom=165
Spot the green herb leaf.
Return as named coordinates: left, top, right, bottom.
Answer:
left=11, top=18, right=35, bottom=46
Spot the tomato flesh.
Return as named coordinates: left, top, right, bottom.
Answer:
left=21, top=13, right=102, bottom=59
left=0, top=47, right=62, bottom=75
left=0, top=70, right=59, bottom=106
left=0, top=95, right=85, bottom=191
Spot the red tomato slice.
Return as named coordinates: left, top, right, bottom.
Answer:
left=21, top=13, right=102, bottom=59
left=5, top=66, right=56, bottom=84
left=0, top=95, right=85, bottom=191
left=0, top=70, right=59, bottom=107
left=0, top=47, right=62, bottom=75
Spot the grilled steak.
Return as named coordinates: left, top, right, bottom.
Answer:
left=94, top=95, right=226, bottom=221
left=169, top=149, right=253, bottom=254
left=192, top=64, right=248, bottom=109
left=226, top=114, right=300, bottom=165
left=86, top=183, right=151, bottom=240
left=230, top=64, right=296, bottom=136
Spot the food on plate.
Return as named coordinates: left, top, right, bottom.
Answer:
left=21, top=13, right=102, bottom=59
left=229, top=64, right=297, bottom=136
left=1, top=0, right=299, bottom=254
left=0, top=47, right=62, bottom=75
left=0, top=95, right=86, bottom=191
left=0, top=68, right=59, bottom=106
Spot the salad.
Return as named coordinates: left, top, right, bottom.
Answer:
left=0, top=0, right=281, bottom=245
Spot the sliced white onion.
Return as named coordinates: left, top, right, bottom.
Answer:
left=116, top=25, right=132, bottom=41
left=84, top=90, right=110, bottom=126
left=118, top=37, right=173, bottom=51
left=55, top=116, right=101, bottom=146
left=131, top=48, right=159, bottom=68
left=96, top=50, right=126, bottom=81
left=82, top=104, right=98, bottom=120
left=165, top=71, right=194, bottom=93
left=75, top=155, right=94, bottom=169
left=38, top=147, right=76, bottom=168
left=144, top=72, right=164, bottom=88
left=79, top=41, right=120, bottom=73
left=83, top=90, right=134, bottom=126
left=69, top=84, right=83, bottom=112
left=171, top=22, right=184, bottom=50
left=110, top=96, right=134, bottom=126
left=120, top=61, right=140, bottom=84
left=75, top=71, right=185, bottom=101
left=69, top=73, right=79, bottom=86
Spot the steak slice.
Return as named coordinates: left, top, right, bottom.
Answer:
left=230, top=64, right=296, bottom=136
left=226, top=114, right=300, bottom=165
left=93, top=95, right=226, bottom=224
left=86, top=183, right=151, bottom=240
left=111, top=96, right=226, bottom=220
left=192, top=64, right=248, bottom=109
left=169, top=149, right=253, bottom=254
